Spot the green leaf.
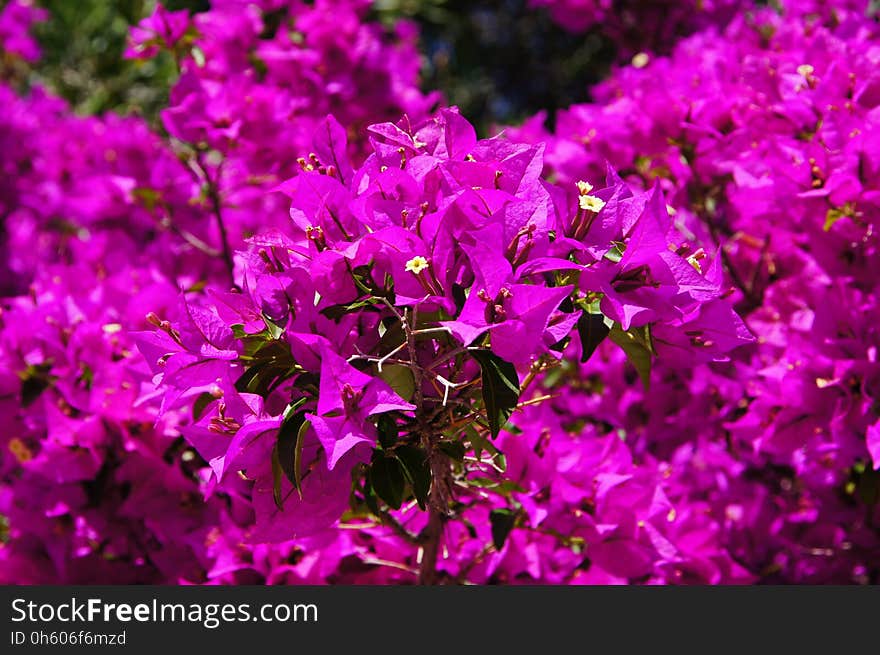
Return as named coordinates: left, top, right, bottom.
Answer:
left=470, top=350, right=520, bottom=439
left=234, top=363, right=264, bottom=394
left=856, top=466, right=880, bottom=507
left=192, top=392, right=216, bottom=421
left=131, top=186, right=161, bottom=210
left=19, top=363, right=54, bottom=408
left=376, top=413, right=398, bottom=450
left=394, top=444, right=431, bottom=510
left=438, top=440, right=466, bottom=461
left=369, top=452, right=406, bottom=510
left=351, top=263, right=377, bottom=296
left=467, top=477, right=523, bottom=494
left=464, top=424, right=504, bottom=463
left=76, top=364, right=94, bottom=390
left=262, top=313, right=285, bottom=340
left=293, top=419, right=309, bottom=499
left=282, top=397, right=308, bottom=420
left=576, top=311, right=610, bottom=363
left=465, top=424, right=485, bottom=461
left=320, top=297, right=380, bottom=320
left=824, top=207, right=844, bottom=232
left=451, top=283, right=467, bottom=313
left=604, top=241, right=626, bottom=263
left=271, top=444, right=285, bottom=511
left=362, top=476, right=380, bottom=516
left=489, top=508, right=517, bottom=551
left=185, top=279, right=207, bottom=294
left=234, top=340, right=298, bottom=396
left=548, top=335, right=571, bottom=353
left=375, top=317, right=406, bottom=353
left=608, top=323, right=654, bottom=389
left=276, top=411, right=307, bottom=490
left=378, top=363, right=416, bottom=402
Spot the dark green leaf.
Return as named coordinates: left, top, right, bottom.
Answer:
left=369, top=452, right=406, bottom=510
left=282, top=397, right=308, bottom=420
left=351, top=263, right=378, bottom=296
left=394, top=444, right=431, bottom=510
left=464, top=424, right=503, bottom=462
left=320, top=297, right=380, bottom=320
left=467, top=477, right=523, bottom=494
left=548, top=335, right=571, bottom=353
left=577, top=311, right=610, bottom=363
left=271, top=444, right=285, bottom=511
left=376, top=317, right=406, bottom=353
left=451, top=283, right=467, bottom=313
left=376, top=413, right=398, bottom=450
left=363, top=477, right=380, bottom=516
left=293, top=419, right=309, bottom=499
left=293, top=372, right=320, bottom=392
left=276, top=411, right=307, bottom=489
left=234, top=340, right=298, bottom=396
left=438, top=440, right=466, bottom=461
left=608, top=323, right=653, bottom=390
left=857, top=466, right=880, bottom=506
left=378, top=364, right=415, bottom=402
left=192, top=392, right=216, bottom=421
left=19, top=363, right=54, bottom=408
left=233, top=363, right=264, bottom=394
left=489, top=508, right=517, bottom=551
left=465, top=424, right=485, bottom=460
left=470, top=350, right=520, bottom=439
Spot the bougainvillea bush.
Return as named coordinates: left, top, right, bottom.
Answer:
left=0, top=0, right=878, bottom=584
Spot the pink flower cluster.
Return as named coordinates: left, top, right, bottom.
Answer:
left=0, top=0, right=47, bottom=63
left=139, top=107, right=749, bottom=583
left=509, top=0, right=880, bottom=582
left=1, top=0, right=878, bottom=584
left=0, top=0, right=435, bottom=583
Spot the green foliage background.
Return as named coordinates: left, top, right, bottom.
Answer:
left=24, top=0, right=619, bottom=134
left=28, top=0, right=205, bottom=121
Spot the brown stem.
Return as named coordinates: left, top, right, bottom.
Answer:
left=201, top=163, right=236, bottom=286
left=189, top=152, right=236, bottom=288
left=208, top=186, right=235, bottom=286
left=418, top=503, right=446, bottom=585
left=419, top=441, right=449, bottom=586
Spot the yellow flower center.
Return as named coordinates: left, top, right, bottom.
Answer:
left=8, top=437, right=33, bottom=463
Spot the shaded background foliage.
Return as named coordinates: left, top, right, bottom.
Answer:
left=25, top=0, right=612, bottom=133
left=27, top=0, right=205, bottom=120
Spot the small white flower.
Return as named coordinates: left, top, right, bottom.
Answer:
left=405, top=256, right=430, bottom=275
left=632, top=52, right=650, bottom=69
left=578, top=194, right=606, bottom=213
left=797, top=64, right=814, bottom=77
